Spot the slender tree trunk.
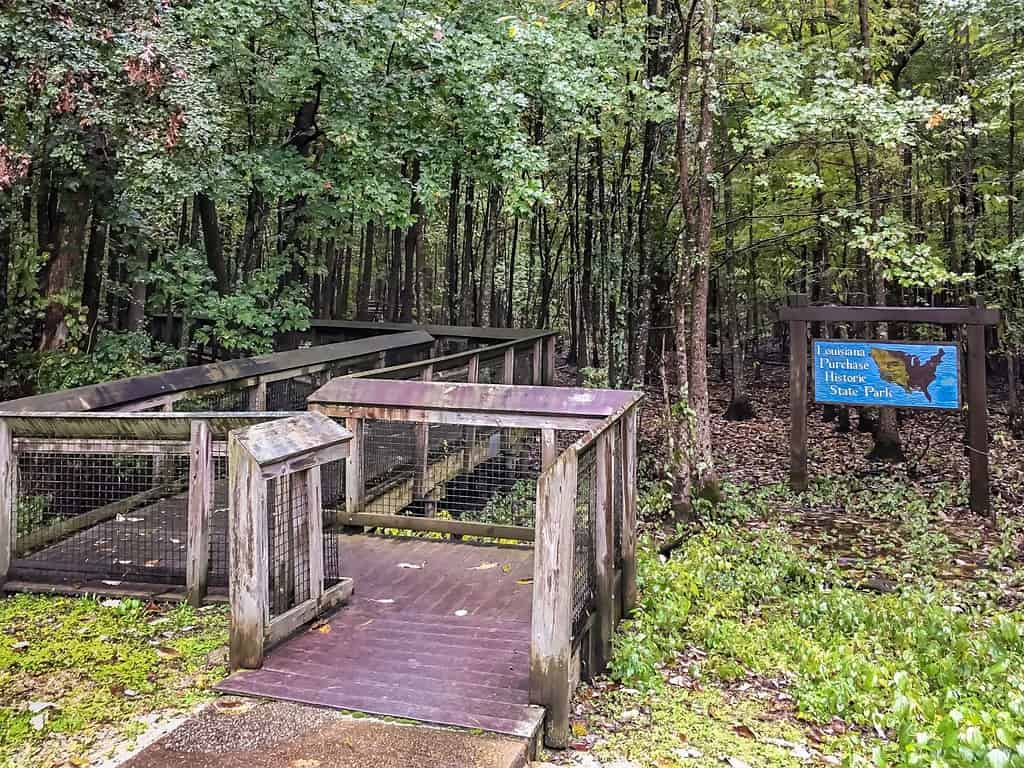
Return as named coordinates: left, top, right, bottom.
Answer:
left=81, top=201, right=107, bottom=349
left=196, top=192, right=228, bottom=294
left=445, top=165, right=461, bottom=324
left=356, top=220, right=375, bottom=320
left=459, top=179, right=476, bottom=325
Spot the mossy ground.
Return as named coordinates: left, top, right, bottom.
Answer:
left=0, top=594, right=228, bottom=767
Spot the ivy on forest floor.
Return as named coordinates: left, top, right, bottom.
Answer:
left=587, top=507, right=1024, bottom=768
left=0, top=595, right=228, bottom=768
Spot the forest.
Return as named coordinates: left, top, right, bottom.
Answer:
left=2, top=0, right=1024, bottom=766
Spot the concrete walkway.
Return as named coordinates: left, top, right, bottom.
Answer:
left=121, top=698, right=533, bottom=768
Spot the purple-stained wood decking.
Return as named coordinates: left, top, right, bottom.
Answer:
left=215, top=534, right=545, bottom=738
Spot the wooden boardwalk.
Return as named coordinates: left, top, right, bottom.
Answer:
left=216, top=535, right=545, bottom=739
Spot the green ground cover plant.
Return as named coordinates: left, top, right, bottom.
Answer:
left=0, top=594, right=228, bottom=767
left=607, top=487, right=1024, bottom=768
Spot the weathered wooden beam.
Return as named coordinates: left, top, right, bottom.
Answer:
left=306, top=466, right=325, bottom=600
left=344, top=417, right=365, bottom=514
left=414, top=366, right=433, bottom=504
left=333, top=511, right=534, bottom=542
left=530, top=449, right=577, bottom=749
left=789, top=294, right=809, bottom=492
left=0, top=420, right=13, bottom=586
left=543, top=336, right=557, bottom=386
left=593, top=431, right=615, bottom=672
left=503, top=348, right=515, bottom=385
left=532, top=340, right=543, bottom=385
left=314, top=405, right=605, bottom=432
left=966, top=314, right=990, bottom=519
left=541, top=429, right=558, bottom=471
left=0, top=412, right=302, bottom=441
left=0, top=332, right=436, bottom=413
left=248, top=379, right=267, bottom=411
left=619, top=406, right=638, bottom=615
left=228, top=435, right=269, bottom=670
left=186, top=420, right=213, bottom=607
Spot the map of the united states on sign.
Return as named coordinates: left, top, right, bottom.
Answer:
left=869, top=347, right=945, bottom=402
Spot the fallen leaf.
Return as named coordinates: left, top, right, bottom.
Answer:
left=369, top=598, right=395, bottom=604
left=397, top=562, right=424, bottom=569
left=355, top=620, right=372, bottom=629
left=732, top=724, right=756, bottom=740
left=468, top=562, right=498, bottom=571
left=156, top=646, right=181, bottom=659
left=30, top=713, right=47, bottom=731
left=319, top=623, right=335, bottom=633
left=12, top=641, right=29, bottom=652
left=101, top=599, right=122, bottom=608
left=145, top=559, right=161, bottom=567
left=571, top=721, right=588, bottom=737
left=115, top=515, right=144, bottom=523
left=454, top=609, right=468, bottom=617
left=101, top=580, right=122, bottom=587
left=27, top=701, right=57, bottom=714
left=516, top=578, right=533, bottom=585
left=501, top=563, right=512, bottom=573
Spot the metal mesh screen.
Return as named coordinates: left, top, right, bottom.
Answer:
left=477, top=356, right=506, bottom=385
left=12, top=447, right=191, bottom=584
left=573, top=445, right=598, bottom=638
left=358, top=421, right=545, bottom=531
left=267, top=474, right=312, bottom=618
left=514, top=349, right=535, bottom=385
left=174, top=386, right=254, bottom=412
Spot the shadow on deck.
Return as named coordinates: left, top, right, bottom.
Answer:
left=216, top=534, right=545, bottom=739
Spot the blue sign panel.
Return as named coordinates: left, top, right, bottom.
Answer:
left=813, top=340, right=960, bottom=410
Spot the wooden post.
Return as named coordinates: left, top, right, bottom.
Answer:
left=463, top=356, right=480, bottom=473
left=290, top=469, right=312, bottom=604
left=415, top=366, right=433, bottom=510
left=541, top=428, right=557, bottom=470
left=248, top=378, right=267, bottom=411
left=543, top=336, right=557, bottom=385
left=186, top=420, right=213, bottom=607
left=788, top=294, right=809, bottom=492
left=619, top=406, right=638, bottom=614
left=345, top=417, right=365, bottom=514
left=593, top=432, right=615, bottom=672
left=530, top=450, right=578, bottom=749
left=966, top=298, right=990, bottom=519
left=0, top=420, right=14, bottom=587
left=532, top=339, right=543, bottom=384
left=306, top=465, right=325, bottom=601
left=228, top=433, right=268, bottom=670
left=503, top=347, right=515, bottom=385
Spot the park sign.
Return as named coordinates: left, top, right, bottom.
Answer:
left=813, top=340, right=960, bottom=410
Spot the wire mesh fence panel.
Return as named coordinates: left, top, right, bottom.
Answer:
left=358, top=420, right=577, bottom=533
left=321, top=458, right=345, bottom=586
left=266, top=474, right=312, bottom=618
left=572, top=444, right=598, bottom=638
left=514, top=349, right=534, bottom=385
left=477, top=357, right=505, bottom=385
left=12, top=448, right=192, bottom=584
left=174, top=385, right=254, bottom=413
left=433, top=364, right=470, bottom=384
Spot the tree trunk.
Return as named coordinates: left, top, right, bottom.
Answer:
left=459, top=178, right=476, bottom=325
left=39, top=187, right=90, bottom=352
left=81, top=200, right=107, bottom=350
left=356, top=220, right=375, bottom=320
left=445, top=165, right=461, bottom=324
left=196, top=192, right=228, bottom=294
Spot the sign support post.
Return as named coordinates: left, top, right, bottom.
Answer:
left=789, top=294, right=809, bottom=492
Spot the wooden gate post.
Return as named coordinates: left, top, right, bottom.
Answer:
left=532, top=339, right=543, bottom=384
left=619, top=406, right=638, bottom=614
left=503, top=347, right=515, bottom=385
left=186, top=420, right=213, bottom=607
left=788, top=294, right=809, bottom=492
left=228, top=432, right=268, bottom=670
left=530, top=449, right=578, bottom=749
left=593, top=431, right=615, bottom=672
left=0, top=420, right=14, bottom=587
left=966, top=297, right=990, bottom=519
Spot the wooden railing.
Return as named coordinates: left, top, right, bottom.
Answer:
left=529, top=398, right=639, bottom=748
left=0, top=331, right=435, bottom=413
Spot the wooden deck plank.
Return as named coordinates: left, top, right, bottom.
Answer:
left=216, top=535, right=540, bottom=738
